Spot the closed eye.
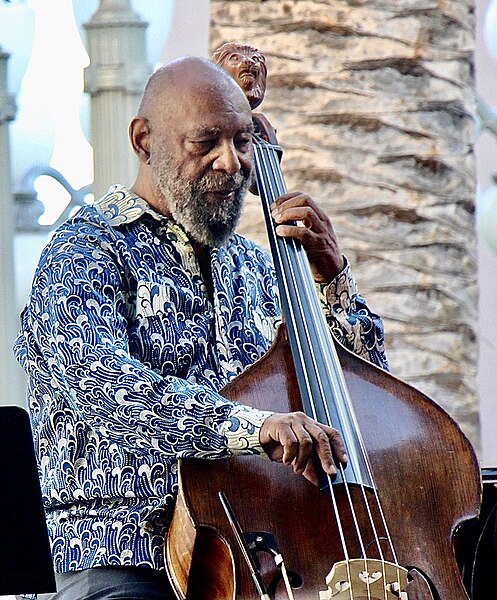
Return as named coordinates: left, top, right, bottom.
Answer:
left=188, top=139, right=217, bottom=154
left=235, top=136, right=252, bottom=151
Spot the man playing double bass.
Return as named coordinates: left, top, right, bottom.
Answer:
left=14, top=54, right=388, bottom=599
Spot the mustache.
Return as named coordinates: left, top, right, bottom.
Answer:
left=198, top=171, right=247, bottom=193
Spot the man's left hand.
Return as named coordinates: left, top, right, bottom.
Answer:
left=270, top=192, right=344, bottom=283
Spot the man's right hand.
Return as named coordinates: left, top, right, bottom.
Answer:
left=259, top=411, right=348, bottom=486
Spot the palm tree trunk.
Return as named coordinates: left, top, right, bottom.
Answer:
left=210, top=0, right=479, bottom=448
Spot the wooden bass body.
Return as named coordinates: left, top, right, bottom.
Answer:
left=165, top=325, right=481, bottom=600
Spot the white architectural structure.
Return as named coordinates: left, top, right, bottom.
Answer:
left=0, top=46, right=24, bottom=407
left=83, top=0, right=152, bottom=198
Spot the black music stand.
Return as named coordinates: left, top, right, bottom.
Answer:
left=0, top=406, right=56, bottom=595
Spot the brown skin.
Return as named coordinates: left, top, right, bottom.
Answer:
left=129, top=67, right=254, bottom=222
left=271, top=192, right=345, bottom=282
left=128, top=57, right=347, bottom=485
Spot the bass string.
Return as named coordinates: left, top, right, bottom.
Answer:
left=255, top=144, right=395, bottom=600
left=260, top=141, right=407, bottom=596
left=253, top=137, right=403, bottom=596
left=256, top=146, right=363, bottom=597
left=259, top=144, right=369, bottom=481
left=261, top=140, right=402, bottom=584
left=253, top=141, right=358, bottom=550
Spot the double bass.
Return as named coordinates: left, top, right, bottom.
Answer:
left=165, top=43, right=481, bottom=599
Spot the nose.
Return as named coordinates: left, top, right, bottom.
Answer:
left=241, top=55, right=255, bottom=67
left=212, top=141, right=241, bottom=175
left=240, top=55, right=257, bottom=71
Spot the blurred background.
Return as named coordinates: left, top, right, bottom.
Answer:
left=0, top=0, right=496, bottom=469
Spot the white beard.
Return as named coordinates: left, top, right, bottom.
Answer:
left=150, top=150, right=250, bottom=247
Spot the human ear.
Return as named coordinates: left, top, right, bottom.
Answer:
left=129, top=117, right=151, bottom=164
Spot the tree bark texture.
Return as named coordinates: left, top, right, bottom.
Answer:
left=210, top=0, right=479, bottom=448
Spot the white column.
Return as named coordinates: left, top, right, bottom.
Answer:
left=83, top=0, right=151, bottom=199
left=0, top=46, right=25, bottom=407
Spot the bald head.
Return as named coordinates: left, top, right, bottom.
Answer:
left=137, top=56, right=251, bottom=125
left=129, top=56, right=254, bottom=246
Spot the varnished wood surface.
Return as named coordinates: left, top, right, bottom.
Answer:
left=166, top=325, right=481, bottom=599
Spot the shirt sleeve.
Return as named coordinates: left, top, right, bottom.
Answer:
left=315, top=256, right=389, bottom=371
left=15, top=225, right=272, bottom=461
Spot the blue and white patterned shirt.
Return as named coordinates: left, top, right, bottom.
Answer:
left=14, top=184, right=388, bottom=573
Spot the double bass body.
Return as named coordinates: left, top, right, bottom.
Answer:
left=166, top=324, right=481, bottom=599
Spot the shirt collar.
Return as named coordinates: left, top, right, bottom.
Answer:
left=93, top=184, right=239, bottom=249
left=93, top=184, right=167, bottom=227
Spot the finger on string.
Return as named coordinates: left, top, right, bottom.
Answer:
left=272, top=206, right=323, bottom=229
left=289, top=422, right=313, bottom=474
left=279, top=426, right=299, bottom=467
left=270, top=191, right=303, bottom=208
left=274, top=223, right=316, bottom=240
left=304, top=423, right=344, bottom=476
left=328, top=428, right=348, bottom=466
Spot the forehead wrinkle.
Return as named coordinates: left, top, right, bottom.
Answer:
left=186, top=121, right=254, bottom=140
left=187, top=125, right=222, bottom=138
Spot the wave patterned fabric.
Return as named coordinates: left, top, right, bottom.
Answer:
left=14, top=184, right=388, bottom=572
